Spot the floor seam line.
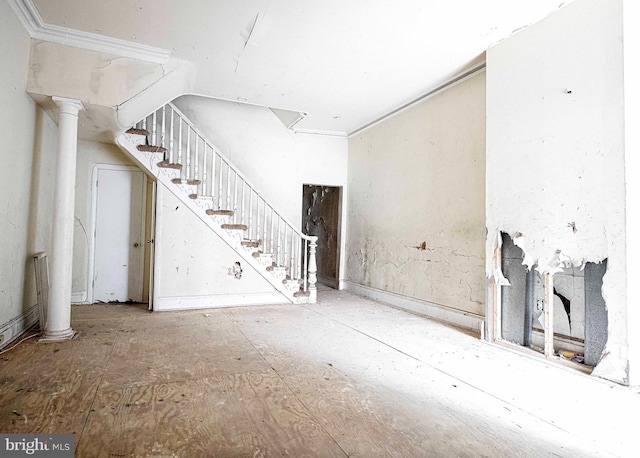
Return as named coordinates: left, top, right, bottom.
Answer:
left=221, top=309, right=350, bottom=457
left=75, top=318, right=122, bottom=449
left=301, top=304, right=606, bottom=451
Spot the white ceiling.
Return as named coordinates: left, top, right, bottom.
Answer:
left=31, top=0, right=571, bottom=135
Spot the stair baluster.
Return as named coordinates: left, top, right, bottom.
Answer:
left=169, top=107, right=174, bottom=164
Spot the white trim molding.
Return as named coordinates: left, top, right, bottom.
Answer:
left=7, top=0, right=170, bottom=63
left=348, top=63, right=486, bottom=137
left=0, top=305, right=39, bottom=350
left=154, top=293, right=287, bottom=311
left=71, top=292, right=88, bottom=304
left=343, top=281, right=484, bottom=332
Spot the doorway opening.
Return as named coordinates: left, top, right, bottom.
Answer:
left=90, top=165, right=152, bottom=305
left=302, top=185, right=342, bottom=289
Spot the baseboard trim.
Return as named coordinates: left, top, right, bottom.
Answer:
left=71, top=292, right=88, bottom=304
left=343, top=281, right=484, bottom=332
left=0, top=304, right=39, bottom=350
left=154, top=292, right=288, bottom=311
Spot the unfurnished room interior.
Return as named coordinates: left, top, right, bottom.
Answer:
left=1, top=0, right=639, bottom=456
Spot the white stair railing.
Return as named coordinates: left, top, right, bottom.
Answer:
left=135, top=103, right=317, bottom=301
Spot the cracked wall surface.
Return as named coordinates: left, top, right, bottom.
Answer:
left=486, top=0, right=626, bottom=382
left=347, top=72, right=486, bottom=315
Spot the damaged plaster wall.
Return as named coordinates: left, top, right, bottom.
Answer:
left=71, top=141, right=137, bottom=303
left=154, top=184, right=282, bottom=310
left=486, top=0, right=626, bottom=382
left=0, top=1, right=58, bottom=330
left=27, top=40, right=170, bottom=108
left=346, top=72, right=486, bottom=315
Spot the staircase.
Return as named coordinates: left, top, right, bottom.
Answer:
left=115, top=102, right=318, bottom=304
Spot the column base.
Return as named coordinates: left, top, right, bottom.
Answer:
left=39, top=328, right=76, bottom=342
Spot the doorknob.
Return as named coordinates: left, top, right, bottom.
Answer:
left=133, top=243, right=140, bottom=247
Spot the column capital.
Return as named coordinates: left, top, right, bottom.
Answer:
left=52, top=96, right=85, bottom=116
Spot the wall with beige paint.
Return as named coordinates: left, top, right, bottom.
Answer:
left=346, top=72, right=486, bottom=315
left=0, top=1, right=58, bottom=334
left=71, top=140, right=137, bottom=303
left=486, top=0, right=626, bottom=382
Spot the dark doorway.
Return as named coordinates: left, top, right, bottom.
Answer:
left=302, top=185, right=341, bottom=289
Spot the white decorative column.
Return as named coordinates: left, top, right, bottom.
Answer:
left=44, top=97, right=84, bottom=341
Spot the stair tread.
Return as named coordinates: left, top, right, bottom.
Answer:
left=171, top=178, right=202, bottom=186
left=157, top=160, right=182, bottom=169
left=221, top=223, right=248, bottom=231
left=138, top=144, right=167, bottom=153
left=266, top=265, right=286, bottom=271
left=126, top=127, right=150, bottom=136
left=207, top=209, right=234, bottom=216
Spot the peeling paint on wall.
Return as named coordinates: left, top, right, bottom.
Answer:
left=347, top=72, right=486, bottom=314
left=486, top=0, right=626, bottom=382
left=228, top=262, right=243, bottom=279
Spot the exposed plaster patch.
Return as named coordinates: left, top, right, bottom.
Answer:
left=228, top=261, right=243, bottom=279
left=94, top=57, right=128, bottom=71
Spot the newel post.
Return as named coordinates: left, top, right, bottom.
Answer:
left=308, top=236, right=318, bottom=303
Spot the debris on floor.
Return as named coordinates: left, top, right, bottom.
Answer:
left=558, top=350, right=585, bottom=364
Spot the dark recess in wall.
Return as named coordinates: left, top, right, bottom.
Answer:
left=302, top=185, right=340, bottom=288
left=500, top=232, right=608, bottom=366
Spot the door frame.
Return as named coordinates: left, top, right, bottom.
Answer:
left=146, top=180, right=157, bottom=311
left=87, top=164, right=147, bottom=304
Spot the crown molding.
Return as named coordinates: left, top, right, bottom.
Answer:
left=293, top=128, right=348, bottom=137
left=348, top=62, right=486, bottom=137
left=7, top=0, right=170, bottom=63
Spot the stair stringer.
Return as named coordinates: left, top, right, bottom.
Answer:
left=115, top=131, right=308, bottom=305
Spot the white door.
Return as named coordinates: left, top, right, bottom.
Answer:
left=92, top=166, right=146, bottom=303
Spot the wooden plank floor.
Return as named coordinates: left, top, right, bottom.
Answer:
left=1, top=289, right=638, bottom=457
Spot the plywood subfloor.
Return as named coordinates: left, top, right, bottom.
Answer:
left=1, top=290, right=638, bottom=457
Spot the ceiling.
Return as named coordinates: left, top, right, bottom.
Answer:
left=30, top=0, right=571, bottom=136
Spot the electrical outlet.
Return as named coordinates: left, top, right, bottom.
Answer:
left=536, top=299, right=545, bottom=311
